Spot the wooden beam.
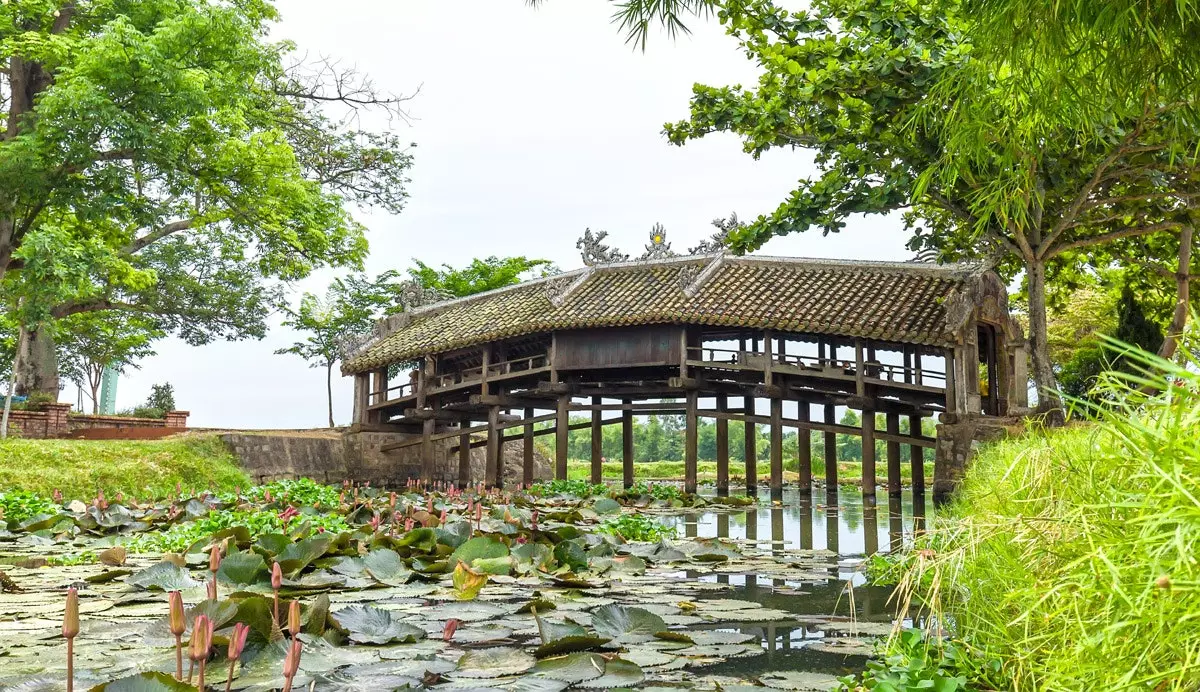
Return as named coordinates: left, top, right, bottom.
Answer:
left=555, top=395, right=569, bottom=481
left=685, top=389, right=699, bottom=494
left=457, top=429, right=471, bottom=486
left=744, top=396, right=757, bottom=495
left=769, top=397, right=783, bottom=496
left=420, top=417, right=435, bottom=482
left=486, top=405, right=501, bottom=487
left=824, top=404, right=837, bottom=491
left=797, top=402, right=812, bottom=492
left=862, top=408, right=876, bottom=498
left=887, top=412, right=901, bottom=496
left=622, top=398, right=634, bottom=489
left=590, top=395, right=603, bottom=484
left=910, top=413, right=925, bottom=493
left=523, top=407, right=535, bottom=486
left=715, top=394, right=729, bottom=495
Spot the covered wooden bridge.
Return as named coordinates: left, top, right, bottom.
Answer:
left=341, top=247, right=1026, bottom=499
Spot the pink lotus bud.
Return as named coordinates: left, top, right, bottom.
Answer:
left=209, top=546, right=222, bottom=574
left=227, top=622, right=250, bottom=661
left=271, top=562, right=283, bottom=591
left=62, top=587, right=79, bottom=640
left=188, top=615, right=214, bottom=663
left=168, top=591, right=186, bottom=637
left=426, top=497, right=434, bottom=514
left=442, top=618, right=460, bottom=642
left=283, top=638, right=302, bottom=678
left=404, top=518, right=414, bottom=532
left=288, top=599, right=301, bottom=637
left=53, top=488, right=63, bottom=503
left=439, top=509, right=447, bottom=524
left=389, top=492, right=396, bottom=508
left=264, top=489, right=273, bottom=503
left=475, top=503, right=483, bottom=526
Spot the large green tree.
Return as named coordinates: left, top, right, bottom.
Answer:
left=0, top=0, right=413, bottom=398
left=57, top=311, right=162, bottom=414
left=658, top=0, right=1198, bottom=419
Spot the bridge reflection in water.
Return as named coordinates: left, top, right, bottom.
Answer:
left=659, top=488, right=931, bottom=676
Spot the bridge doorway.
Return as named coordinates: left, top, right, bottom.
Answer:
left=978, top=323, right=999, bottom=416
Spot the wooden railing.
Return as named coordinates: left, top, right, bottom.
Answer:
left=687, top=346, right=946, bottom=387
left=432, top=353, right=550, bottom=390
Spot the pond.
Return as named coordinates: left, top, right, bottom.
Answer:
left=0, top=483, right=930, bottom=691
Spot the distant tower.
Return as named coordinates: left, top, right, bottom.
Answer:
left=99, top=366, right=119, bottom=415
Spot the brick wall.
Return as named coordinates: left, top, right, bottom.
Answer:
left=2, top=404, right=189, bottom=439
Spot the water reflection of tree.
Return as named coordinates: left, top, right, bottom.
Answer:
left=841, top=502, right=863, bottom=531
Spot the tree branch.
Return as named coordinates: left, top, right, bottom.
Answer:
left=1050, top=221, right=1183, bottom=256
left=121, top=218, right=196, bottom=255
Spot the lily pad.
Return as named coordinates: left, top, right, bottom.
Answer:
left=450, top=536, right=509, bottom=569
left=216, top=551, right=266, bottom=585
left=87, top=672, right=195, bottom=691
left=330, top=604, right=426, bottom=645
left=127, top=562, right=200, bottom=591
left=455, top=647, right=537, bottom=678
left=591, top=604, right=668, bottom=643
left=576, top=657, right=644, bottom=688
left=362, top=549, right=411, bottom=585
left=531, top=652, right=608, bottom=684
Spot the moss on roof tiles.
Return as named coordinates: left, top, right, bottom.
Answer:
left=343, top=256, right=983, bottom=374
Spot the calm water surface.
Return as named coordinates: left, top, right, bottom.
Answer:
left=655, top=487, right=932, bottom=680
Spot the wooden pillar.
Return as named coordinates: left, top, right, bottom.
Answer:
left=486, top=405, right=501, bottom=488
left=685, top=390, right=699, bottom=494
left=457, top=429, right=471, bottom=487
left=862, top=408, right=876, bottom=499
left=944, top=347, right=958, bottom=413
left=886, top=412, right=901, bottom=496
left=480, top=347, right=490, bottom=394
left=854, top=339, right=866, bottom=396
left=910, top=414, right=925, bottom=493
left=769, top=397, right=783, bottom=498
left=555, top=395, right=569, bottom=480
left=914, top=352, right=924, bottom=386
left=370, top=368, right=387, bottom=404
left=763, top=330, right=774, bottom=384
left=420, top=418, right=435, bottom=482
left=353, top=373, right=370, bottom=425
left=823, top=404, right=837, bottom=491
left=590, top=395, right=603, bottom=484
left=523, top=407, right=535, bottom=486
left=797, top=402, right=812, bottom=492
left=622, top=399, right=634, bottom=489
left=715, top=394, right=729, bottom=496
left=744, top=396, right=757, bottom=495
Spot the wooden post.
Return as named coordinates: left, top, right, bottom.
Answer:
left=480, top=347, right=490, bottom=395
left=744, top=396, right=757, bottom=495
left=715, top=394, right=729, bottom=496
left=458, top=429, right=471, bottom=487
left=824, top=404, right=837, bottom=491
left=370, top=368, right=387, bottom=404
left=763, top=330, right=774, bottom=385
left=486, top=405, right=501, bottom=488
left=421, top=417, right=435, bottom=482
left=910, top=413, right=925, bottom=493
left=590, top=395, right=603, bottom=484
left=886, top=412, right=901, bottom=496
left=353, top=373, right=369, bottom=425
left=685, top=390, right=699, bottom=493
left=555, top=395, right=569, bottom=480
left=797, top=402, right=812, bottom=492
left=622, top=399, right=634, bottom=489
left=769, top=397, right=783, bottom=498
left=862, top=408, right=876, bottom=499
left=944, top=347, right=958, bottom=413
left=523, top=407, right=535, bottom=486
left=914, top=352, right=924, bottom=386
left=854, top=339, right=866, bottom=396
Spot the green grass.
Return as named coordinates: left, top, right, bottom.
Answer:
left=886, top=341, right=1200, bottom=690
left=564, top=459, right=930, bottom=486
left=0, top=435, right=250, bottom=500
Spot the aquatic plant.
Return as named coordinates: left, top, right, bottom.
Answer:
left=887, top=336, right=1200, bottom=689
left=835, top=629, right=996, bottom=691
left=527, top=479, right=610, bottom=497
left=0, top=489, right=57, bottom=525
left=62, top=587, right=78, bottom=692
left=598, top=513, right=678, bottom=541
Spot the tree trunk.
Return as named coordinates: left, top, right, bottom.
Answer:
left=326, top=361, right=335, bottom=428
left=1026, top=259, right=1064, bottom=424
left=14, top=324, right=59, bottom=400
left=1159, top=224, right=1193, bottom=362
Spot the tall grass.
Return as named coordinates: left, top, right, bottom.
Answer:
left=891, top=337, right=1200, bottom=689
left=0, top=435, right=250, bottom=500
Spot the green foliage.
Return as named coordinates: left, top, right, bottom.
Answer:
left=241, top=477, right=341, bottom=508
left=57, top=312, right=163, bottom=413
left=0, top=489, right=58, bottom=524
left=0, top=435, right=250, bottom=500
left=145, top=383, right=176, bottom=414
left=124, top=508, right=349, bottom=553
left=836, top=629, right=999, bottom=691
left=527, top=479, right=609, bottom=498
left=888, top=333, right=1200, bottom=689
left=405, top=256, right=556, bottom=299
left=527, top=0, right=715, bottom=49
left=626, top=481, right=683, bottom=501
left=597, top=514, right=678, bottom=542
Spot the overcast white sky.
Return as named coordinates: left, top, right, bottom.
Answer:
left=75, top=0, right=910, bottom=428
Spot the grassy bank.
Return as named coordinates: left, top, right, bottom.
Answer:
left=0, top=435, right=250, bottom=500
left=564, top=458, right=930, bottom=487
left=877, top=347, right=1200, bottom=689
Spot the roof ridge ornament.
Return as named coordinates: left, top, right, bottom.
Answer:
left=688, top=212, right=740, bottom=255
left=397, top=279, right=449, bottom=312
left=639, top=223, right=677, bottom=261
left=577, top=228, right=629, bottom=266
left=543, top=269, right=593, bottom=307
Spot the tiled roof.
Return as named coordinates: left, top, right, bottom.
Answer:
left=343, top=255, right=992, bottom=374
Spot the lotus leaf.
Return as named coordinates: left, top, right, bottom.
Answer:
left=593, top=498, right=621, bottom=515
left=530, top=652, right=608, bottom=683
left=449, top=536, right=509, bottom=570
left=127, top=562, right=200, bottom=591
left=362, top=548, right=411, bottom=584
left=455, top=647, right=537, bottom=678
left=452, top=562, right=489, bottom=600
left=394, top=527, right=438, bottom=552
left=216, top=551, right=266, bottom=585
left=330, top=604, right=426, bottom=644
left=591, top=604, right=669, bottom=643
left=87, top=671, right=196, bottom=691
left=552, top=541, right=587, bottom=573
left=275, top=536, right=332, bottom=576
left=576, top=657, right=644, bottom=688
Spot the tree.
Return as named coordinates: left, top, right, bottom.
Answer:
left=276, top=275, right=394, bottom=428
left=526, top=0, right=714, bottom=49
left=144, top=383, right=177, bottom=415
left=0, top=0, right=414, bottom=398
left=405, top=257, right=556, bottom=299
left=58, top=312, right=162, bottom=414
left=660, top=0, right=1199, bottom=421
